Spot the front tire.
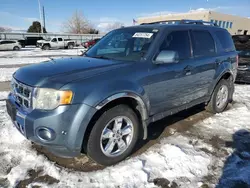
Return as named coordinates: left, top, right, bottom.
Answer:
left=68, top=43, right=74, bottom=49
left=42, top=45, right=50, bottom=50
left=13, top=46, right=20, bottom=51
left=86, top=105, right=139, bottom=166
left=206, top=79, right=231, bottom=113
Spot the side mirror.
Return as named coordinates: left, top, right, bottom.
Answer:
left=155, top=50, right=179, bottom=64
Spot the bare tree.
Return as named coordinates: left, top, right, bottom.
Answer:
left=63, top=10, right=92, bottom=34
left=0, top=26, right=12, bottom=32
left=106, top=22, right=124, bottom=32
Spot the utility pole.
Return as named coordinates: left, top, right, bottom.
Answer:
left=43, top=6, right=46, bottom=31
left=38, top=0, right=43, bottom=33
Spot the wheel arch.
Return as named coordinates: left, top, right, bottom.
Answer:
left=96, top=92, right=149, bottom=121
left=82, top=93, right=149, bottom=153
left=208, top=70, right=234, bottom=103
left=42, top=43, right=51, bottom=48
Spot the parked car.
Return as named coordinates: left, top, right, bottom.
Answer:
left=233, top=35, right=250, bottom=83
left=232, top=35, right=250, bottom=43
left=6, top=20, right=238, bottom=166
left=0, top=40, right=22, bottom=51
left=37, top=37, right=75, bottom=50
left=83, top=38, right=100, bottom=48
left=18, top=37, right=44, bottom=48
left=236, top=50, right=250, bottom=83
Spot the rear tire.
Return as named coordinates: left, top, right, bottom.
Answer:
left=86, top=105, right=139, bottom=166
left=68, top=43, right=74, bottom=49
left=13, top=46, right=20, bottom=51
left=206, top=79, right=231, bottom=113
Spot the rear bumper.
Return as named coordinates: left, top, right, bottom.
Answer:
left=6, top=93, right=97, bottom=158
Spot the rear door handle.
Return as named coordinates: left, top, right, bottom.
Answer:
left=227, top=57, right=233, bottom=63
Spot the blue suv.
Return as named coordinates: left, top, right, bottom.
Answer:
left=6, top=20, right=238, bottom=166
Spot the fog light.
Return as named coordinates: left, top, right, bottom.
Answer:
left=37, top=128, right=55, bottom=141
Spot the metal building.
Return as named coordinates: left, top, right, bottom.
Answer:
left=137, top=10, right=250, bottom=35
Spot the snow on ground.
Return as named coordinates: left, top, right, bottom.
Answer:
left=0, top=57, right=51, bottom=66
left=0, top=47, right=86, bottom=58
left=0, top=91, right=8, bottom=100
left=0, top=68, right=18, bottom=82
left=0, top=84, right=250, bottom=188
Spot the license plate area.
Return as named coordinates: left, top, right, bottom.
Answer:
left=6, top=99, right=26, bottom=135
left=6, top=99, right=17, bottom=121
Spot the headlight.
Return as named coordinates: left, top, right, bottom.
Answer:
left=32, top=88, right=73, bottom=110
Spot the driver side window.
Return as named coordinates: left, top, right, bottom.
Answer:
left=159, top=30, right=191, bottom=60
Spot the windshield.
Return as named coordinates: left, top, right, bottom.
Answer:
left=238, top=50, right=250, bottom=58
left=85, top=27, right=159, bottom=61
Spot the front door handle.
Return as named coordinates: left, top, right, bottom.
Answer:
left=183, top=65, right=193, bottom=76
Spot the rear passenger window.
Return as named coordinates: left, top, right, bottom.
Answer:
left=160, top=30, right=191, bottom=60
left=215, top=31, right=235, bottom=52
left=58, top=38, right=63, bottom=41
left=2, top=41, right=14, bottom=44
left=192, top=31, right=216, bottom=57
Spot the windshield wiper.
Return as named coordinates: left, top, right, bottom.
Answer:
left=92, top=55, right=113, bottom=60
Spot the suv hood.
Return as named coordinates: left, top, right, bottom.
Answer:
left=14, top=57, right=129, bottom=88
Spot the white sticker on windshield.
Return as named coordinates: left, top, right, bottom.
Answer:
left=132, top=32, right=153, bottom=38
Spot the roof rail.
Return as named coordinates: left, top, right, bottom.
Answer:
left=140, top=19, right=218, bottom=27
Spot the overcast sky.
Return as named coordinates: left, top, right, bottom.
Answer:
left=0, top=0, right=250, bottom=32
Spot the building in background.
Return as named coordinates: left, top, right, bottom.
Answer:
left=137, top=10, right=250, bottom=35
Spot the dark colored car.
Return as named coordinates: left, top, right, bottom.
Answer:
left=233, top=35, right=250, bottom=83
left=18, top=37, right=44, bottom=48
left=82, top=38, right=100, bottom=48
left=236, top=50, right=250, bottom=83
left=6, top=20, right=237, bottom=166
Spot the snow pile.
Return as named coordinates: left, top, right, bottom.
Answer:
left=0, top=68, right=17, bottom=82
left=0, top=48, right=86, bottom=58
left=0, top=101, right=210, bottom=188
left=0, top=91, right=8, bottom=100
left=0, top=57, right=51, bottom=66
left=0, top=84, right=250, bottom=187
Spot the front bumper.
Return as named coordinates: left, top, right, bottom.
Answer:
left=6, top=93, right=97, bottom=158
left=37, top=43, right=43, bottom=48
left=236, top=69, right=250, bottom=83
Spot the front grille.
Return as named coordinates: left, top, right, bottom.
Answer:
left=11, top=78, right=33, bottom=109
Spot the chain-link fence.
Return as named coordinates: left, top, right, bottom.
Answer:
left=0, top=32, right=105, bottom=46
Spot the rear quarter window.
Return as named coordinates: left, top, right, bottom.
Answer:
left=192, top=30, right=216, bottom=57
left=215, top=30, right=235, bottom=52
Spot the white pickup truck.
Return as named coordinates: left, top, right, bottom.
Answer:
left=37, top=37, right=75, bottom=50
